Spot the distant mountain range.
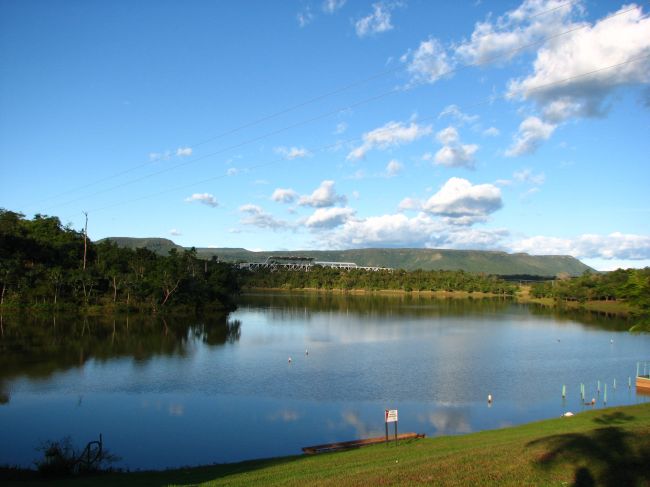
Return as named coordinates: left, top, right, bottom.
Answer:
left=103, top=237, right=593, bottom=277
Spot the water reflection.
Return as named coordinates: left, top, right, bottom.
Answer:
left=1, top=293, right=648, bottom=470
left=0, top=312, right=241, bottom=405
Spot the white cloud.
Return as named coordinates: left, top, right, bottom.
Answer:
left=505, top=116, right=556, bottom=157
left=323, top=0, right=346, bottom=14
left=439, top=104, right=479, bottom=124
left=297, top=8, right=314, bottom=27
left=455, top=0, right=581, bottom=65
left=305, top=207, right=356, bottom=228
left=355, top=2, right=394, bottom=38
left=401, top=37, right=453, bottom=85
left=299, top=180, right=347, bottom=207
left=271, top=188, right=299, bottom=204
left=434, top=145, right=479, bottom=168
left=275, top=146, right=311, bottom=160
left=176, top=147, right=192, bottom=157
left=434, top=127, right=478, bottom=169
left=347, top=120, right=432, bottom=160
left=436, top=126, right=459, bottom=145
left=149, top=150, right=171, bottom=162
left=322, top=211, right=509, bottom=250
left=511, top=232, right=650, bottom=260
left=239, top=204, right=288, bottom=229
left=513, top=168, right=545, bottom=185
left=423, top=177, right=502, bottom=223
left=507, top=4, right=650, bottom=121
left=483, top=126, right=500, bottom=137
left=185, top=193, right=219, bottom=208
left=398, top=197, right=421, bottom=211
left=385, top=159, right=403, bottom=177
left=334, top=122, right=348, bottom=135
left=226, top=167, right=239, bottom=176
left=169, top=229, right=182, bottom=236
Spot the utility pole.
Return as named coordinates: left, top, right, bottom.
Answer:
left=83, top=211, right=88, bottom=271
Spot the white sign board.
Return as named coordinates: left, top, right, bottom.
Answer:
left=385, top=409, right=398, bottom=423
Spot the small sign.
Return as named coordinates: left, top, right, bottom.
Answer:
left=385, top=409, right=398, bottom=423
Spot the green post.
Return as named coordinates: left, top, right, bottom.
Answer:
left=562, top=385, right=566, bottom=398
left=613, top=378, right=616, bottom=390
left=604, top=384, right=607, bottom=404
left=597, top=380, right=600, bottom=393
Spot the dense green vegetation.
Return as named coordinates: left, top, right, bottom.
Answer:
left=106, top=238, right=593, bottom=276
left=3, top=403, right=649, bottom=486
left=530, top=269, right=650, bottom=311
left=242, top=267, right=517, bottom=295
left=0, top=210, right=239, bottom=312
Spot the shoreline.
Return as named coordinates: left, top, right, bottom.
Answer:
left=243, top=286, right=636, bottom=316
left=4, top=402, right=649, bottom=486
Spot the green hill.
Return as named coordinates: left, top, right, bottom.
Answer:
left=103, top=238, right=592, bottom=276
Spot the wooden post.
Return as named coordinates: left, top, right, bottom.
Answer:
left=82, top=211, right=88, bottom=271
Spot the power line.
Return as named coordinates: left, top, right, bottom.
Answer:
left=78, top=53, right=650, bottom=217
left=29, top=0, right=590, bottom=208
left=45, top=4, right=641, bottom=216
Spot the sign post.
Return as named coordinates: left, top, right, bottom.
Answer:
left=385, top=409, right=398, bottom=446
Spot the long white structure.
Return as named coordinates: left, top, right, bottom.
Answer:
left=238, top=256, right=391, bottom=272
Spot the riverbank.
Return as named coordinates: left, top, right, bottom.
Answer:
left=244, top=285, right=637, bottom=316
left=3, top=403, right=649, bottom=486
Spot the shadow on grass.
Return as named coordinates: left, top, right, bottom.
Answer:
left=592, top=411, right=635, bottom=425
left=527, top=414, right=650, bottom=487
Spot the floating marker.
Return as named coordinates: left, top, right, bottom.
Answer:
left=604, top=384, right=607, bottom=404
left=614, top=378, right=617, bottom=390
left=288, top=357, right=292, bottom=363
left=597, top=380, right=601, bottom=393
left=562, top=385, right=566, bottom=398
left=629, top=377, right=632, bottom=388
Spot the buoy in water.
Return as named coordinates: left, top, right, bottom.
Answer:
left=305, top=349, right=308, bottom=356
left=487, top=394, right=493, bottom=404
left=288, top=357, right=292, bottom=363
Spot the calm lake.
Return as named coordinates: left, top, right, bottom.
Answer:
left=1, top=292, right=649, bottom=470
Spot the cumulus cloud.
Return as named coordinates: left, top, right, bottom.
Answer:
left=176, top=147, right=192, bottom=157
left=355, top=2, right=394, bottom=38
left=401, top=37, right=453, bottom=85
left=433, top=127, right=478, bottom=168
left=299, top=180, right=347, bottom=208
left=423, top=177, right=502, bottom=223
left=322, top=211, right=509, bottom=250
left=275, top=146, right=311, bottom=160
left=505, top=116, right=556, bottom=156
left=185, top=193, right=218, bottom=208
left=323, top=0, right=346, bottom=14
left=347, top=120, right=432, bottom=160
left=507, top=4, right=650, bottom=122
left=385, top=159, right=403, bottom=177
left=455, top=0, right=581, bottom=65
left=271, top=188, right=299, bottom=204
left=169, top=229, right=182, bottom=236
left=511, top=232, right=650, bottom=260
left=239, top=204, right=288, bottom=229
left=305, top=207, right=356, bottom=228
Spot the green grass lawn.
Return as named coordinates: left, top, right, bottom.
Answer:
left=3, top=403, right=650, bottom=486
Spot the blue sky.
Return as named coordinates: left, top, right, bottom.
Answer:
left=1, top=0, right=649, bottom=271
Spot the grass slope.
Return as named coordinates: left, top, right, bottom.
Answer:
left=102, top=238, right=592, bottom=276
left=6, top=403, right=649, bottom=486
